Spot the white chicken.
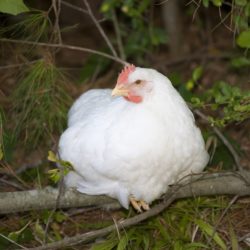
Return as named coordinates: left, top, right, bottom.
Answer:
left=58, top=65, right=209, bottom=212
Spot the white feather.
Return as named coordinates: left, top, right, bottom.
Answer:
left=58, top=67, right=209, bottom=208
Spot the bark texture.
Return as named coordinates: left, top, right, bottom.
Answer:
left=0, top=171, right=250, bottom=214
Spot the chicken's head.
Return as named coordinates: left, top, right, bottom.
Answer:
left=112, top=65, right=153, bottom=103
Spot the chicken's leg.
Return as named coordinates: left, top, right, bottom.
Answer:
left=129, top=196, right=150, bottom=213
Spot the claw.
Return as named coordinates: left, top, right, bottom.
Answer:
left=139, top=200, right=150, bottom=211
left=129, top=196, right=150, bottom=213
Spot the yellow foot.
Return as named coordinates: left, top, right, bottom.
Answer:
left=129, top=196, right=150, bottom=213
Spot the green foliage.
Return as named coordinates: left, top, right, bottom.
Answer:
left=8, top=221, right=31, bottom=242
left=12, top=59, right=72, bottom=148
left=231, top=56, right=250, bottom=68
left=195, top=219, right=226, bottom=249
left=185, top=66, right=203, bottom=92
left=100, top=0, right=167, bottom=60
left=237, top=30, right=250, bottom=48
left=204, top=81, right=250, bottom=127
left=202, top=0, right=250, bottom=44
left=0, top=0, right=29, bottom=15
left=92, top=197, right=233, bottom=250
left=212, top=0, right=223, bottom=7
left=0, top=12, right=50, bottom=41
left=47, top=151, right=74, bottom=183
left=182, top=67, right=250, bottom=127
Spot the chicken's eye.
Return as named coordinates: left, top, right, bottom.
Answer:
left=135, top=80, right=142, bottom=85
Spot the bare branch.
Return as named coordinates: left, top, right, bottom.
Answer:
left=61, top=0, right=88, bottom=14
left=194, top=109, right=244, bottom=171
left=0, top=59, right=42, bottom=70
left=82, top=0, right=118, bottom=58
left=0, top=38, right=128, bottom=65
left=111, top=9, right=126, bottom=60
left=52, top=0, right=62, bottom=45
left=8, top=171, right=250, bottom=250
left=0, top=171, right=249, bottom=215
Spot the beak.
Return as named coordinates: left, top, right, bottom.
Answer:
left=111, top=86, right=129, bottom=97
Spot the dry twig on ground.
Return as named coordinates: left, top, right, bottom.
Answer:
left=5, top=171, right=248, bottom=250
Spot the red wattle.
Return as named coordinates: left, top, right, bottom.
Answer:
left=124, top=95, right=142, bottom=103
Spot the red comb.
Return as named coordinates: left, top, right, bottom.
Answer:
left=117, top=64, right=136, bottom=85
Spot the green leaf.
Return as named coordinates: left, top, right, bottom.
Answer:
left=8, top=221, right=31, bottom=242
left=191, top=97, right=204, bottom=108
left=192, top=66, right=203, bottom=82
left=92, top=237, right=118, bottom=250
left=229, top=224, right=239, bottom=250
left=186, top=242, right=210, bottom=249
left=117, top=234, right=129, bottom=250
left=235, top=0, right=247, bottom=6
left=186, top=80, right=195, bottom=91
left=34, top=220, right=46, bottom=241
left=48, top=150, right=58, bottom=162
left=195, top=219, right=227, bottom=250
left=237, top=30, right=250, bottom=48
left=202, top=0, right=209, bottom=8
left=54, top=211, right=67, bottom=223
left=0, top=0, right=29, bottom=15
left=231, top=57, right=250, bottom=68
left=100, top=2, right=110, bottom=12
left=47, top=169, right=61, bottom=183
left=212, top=0, right=223, bottom=7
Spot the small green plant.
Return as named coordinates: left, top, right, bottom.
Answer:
left=92, top=197, right=233, bottom=250
left=191, top=81, right=250, bottom=127
left=0, top=11, right=50, bottom=42
left=47, top=150, right=74, bottom=183
left=12, top=59, right=72, bottom=148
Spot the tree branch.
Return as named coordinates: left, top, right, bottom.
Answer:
left=61, top=0, right=88, bottom=14
left=0, top=171, right=249, bottom=215
left=8, top=171, right=249, bottom=250
left=82, top=0, right=118, bottom=58
left=0, top=38, right=128, bottom=66
left=111, top=9, right=126, bottom=60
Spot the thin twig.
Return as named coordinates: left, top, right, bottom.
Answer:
left=0, top=59, right=42, bottom=70
left=194, top=109, right=244, bottom=171
left=0, top=38, right=128, bottom=65
left=211, top=9, right=233, bottom=33
left=0, top=233, right=27, bottom=249
left=20, top=193, right=178, bottom=250
left=52, top=0, right=62, bottom=45
left=82, top=0, right=118, bottom=57
left=0, top=178, right=25, bottom=190
left=111, top=9, right=126, bottom=60
left=61, top=0, right=88, bottom=14
left=2, top=162, right=31, bottom=189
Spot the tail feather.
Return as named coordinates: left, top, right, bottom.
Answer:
left=77, top=181, right=129, bottom=209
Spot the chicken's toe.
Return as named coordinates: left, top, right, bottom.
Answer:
left=129, top=197, right=150, bottom=213
left=139, top=200, right=150, bottom=211
left=129, top=197, right=142, bottom=213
